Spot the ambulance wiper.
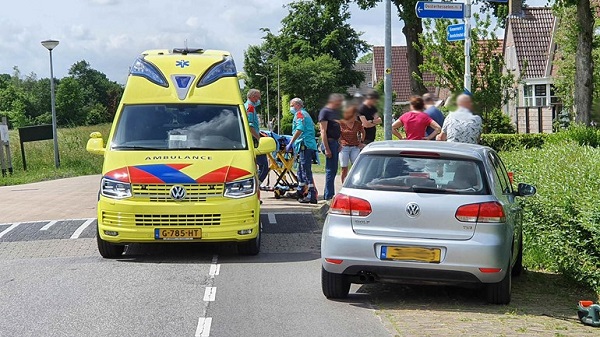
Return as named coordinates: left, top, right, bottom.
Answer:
left=112, top=145, right=164, bottom=150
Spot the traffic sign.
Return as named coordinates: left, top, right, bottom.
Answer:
left=415, top=1, right=465, bottom=19
left=447, top=23, right=465, bottom=42
left=487, top=0, right=508, bottom=2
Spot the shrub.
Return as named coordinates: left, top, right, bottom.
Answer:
left=502, top=143, right=600, bottom=293
left=550, top=124, right=600, bottom=148
left=482, top=108, right=516, bottom=134
left=481, top=133, right=546, bottom=152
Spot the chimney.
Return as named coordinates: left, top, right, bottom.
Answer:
left=509, top=0, right=523, bottom=17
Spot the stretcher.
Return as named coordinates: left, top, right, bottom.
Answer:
left=259, top=131, right=300, bottom=199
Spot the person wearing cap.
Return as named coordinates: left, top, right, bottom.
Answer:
left=286, top=98, right=318, bottom=204
left=423, top=93, right=445, bottom=139
left=358, top=90, right=382, bottom=144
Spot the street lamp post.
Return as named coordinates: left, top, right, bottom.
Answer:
left=41, top=39, right=60, bottom=169
left=262, top=52, right=281, bottom=133
left=255, top=73, right=271, bottom=131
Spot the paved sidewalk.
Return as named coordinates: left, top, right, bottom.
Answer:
left=0, top=172, right=341, bottom=224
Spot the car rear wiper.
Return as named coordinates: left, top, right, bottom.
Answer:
left=112, top=145, right=164, bottom=150
left=411, top=186, right=459, bottom=194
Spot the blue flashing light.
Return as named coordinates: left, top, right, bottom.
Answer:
left=130, top=57, right=169, bottom=87
left=197, top=56, right=237, bottom=87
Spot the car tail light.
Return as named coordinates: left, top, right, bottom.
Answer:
left=325, top=258, right=343, bottom=265
left=330, top=194, right=372, bottom=217
left=456, top=202, right=505, bottom=223
left=479, top=268, right=502, bottom=273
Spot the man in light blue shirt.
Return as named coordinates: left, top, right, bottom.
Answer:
left=286, top=98, right=318, bottom=204
left=244, top=89, right=269, bottom=185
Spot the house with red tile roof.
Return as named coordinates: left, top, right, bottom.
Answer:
left=503, top=3, right=559, bottom=132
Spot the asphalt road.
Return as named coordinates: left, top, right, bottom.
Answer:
left=0, top=214, right=390, bottom=337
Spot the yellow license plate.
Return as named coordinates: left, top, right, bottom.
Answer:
left=154, top=228, right=202, bottom=240
left=381, top=246, right=441, bottom=263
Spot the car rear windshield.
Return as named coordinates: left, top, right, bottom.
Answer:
left=111, top=104, right=247, bottom=151
left=346, top=154, right=489, bottom=195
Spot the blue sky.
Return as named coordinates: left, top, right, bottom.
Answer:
left=0, top=0, right=547, bottom=83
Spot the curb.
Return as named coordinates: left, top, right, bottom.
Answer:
left=312, top=202, right=330, bottom=227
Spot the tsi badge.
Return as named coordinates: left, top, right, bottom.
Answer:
left=170, top=185, right=187, bottom=201
left=405, top=202, right=421, bottom=218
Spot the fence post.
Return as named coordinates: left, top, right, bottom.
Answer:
left=0, top=117, right=12, bottom=176
left=515, top=107, right=519, bottom=133
left=538, top=107, right=543, bottom=133
left=525, top=107, right=530, bottom=134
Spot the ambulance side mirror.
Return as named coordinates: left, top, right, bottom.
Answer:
left=87, top=132, right=106, bottom=155
left=255, top=137, right=276, bottom=156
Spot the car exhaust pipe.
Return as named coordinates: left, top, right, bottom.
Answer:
left=358, top=272, right=376, bottom=283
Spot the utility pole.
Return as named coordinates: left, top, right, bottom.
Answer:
left=464, top=0, right=472, bottom=94
left=384, top=0, right=393, bottom=140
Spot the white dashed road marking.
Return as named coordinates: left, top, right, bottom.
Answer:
left=0, top=223, right=20, bottom=239
left=70, top=218, right=95, bottom=239
left=267, top=213, right=277, bottom=224
left=40, top=220, right=58, bottom=231
left=209, top=264, right=220, bottom=278
left=203, top=287, right=217, bottom=302
left=195, top=317, right=212, bottom=337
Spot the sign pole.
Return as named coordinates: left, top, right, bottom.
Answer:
left=464, top=0, right=472, bottom=94
left=383, top=0, right=393, bottom=140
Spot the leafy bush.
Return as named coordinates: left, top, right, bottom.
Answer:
left=482, top=109, right=516, bottom=134
left=549, top=124, right=600, bottom=148
left=502, top=143, right=600, bottom=293
left=481, top=133, right=547, bottom=152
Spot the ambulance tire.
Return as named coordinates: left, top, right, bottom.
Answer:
left=238, top=224, right=261, bottom=256
left=97, top=229, right=125, bottom=259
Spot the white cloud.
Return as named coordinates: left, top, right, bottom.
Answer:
left=89, top=0, right=120, bottom=5
left=186, top=17, right=200, bottom=29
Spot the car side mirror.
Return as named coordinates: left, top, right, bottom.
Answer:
left=517, top=183, right=536, bottom=197
left=86, top=132, right=105, bottom=155
left=255, top=137, right=276, bottom=156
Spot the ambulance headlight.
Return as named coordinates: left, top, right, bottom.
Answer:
left=198, top=56, right=237, bottom=87
left=101, top=177, right=132, bottom=199
left=224, top=178, right=255, bottom=198
left=130, top=57, right=168, bottom=87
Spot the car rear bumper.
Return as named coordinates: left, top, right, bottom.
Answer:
left=97, top=196, right=260, bottom=244
left=321, top=217, right=512, bottom=285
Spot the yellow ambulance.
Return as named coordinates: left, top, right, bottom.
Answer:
left=87, top=48, right=275, bottom=258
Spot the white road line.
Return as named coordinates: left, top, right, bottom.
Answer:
left=209, top=264, right=221, bottom=278
left=267, top=213, right=277, bottom=224
left=40, top=220, right=58, bottom=231
left=0, top=223, right=20, bottom=239
left=203, top=287, right=217, bottom=302
left=195, top=317, right=212, bottom=337
left=70, top=218, right=95, bottom=239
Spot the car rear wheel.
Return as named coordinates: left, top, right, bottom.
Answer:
left=511, top=236, right=524, bottom=277
left=238, top=225, right=261, bottom=256
left=96, top=230, right=124, bottom=259
left=486, top=261, right=511, bottom=304
left=321, top=267, right=350, bottom=299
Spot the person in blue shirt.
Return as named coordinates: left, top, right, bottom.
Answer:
left=286, top=98, right=318, bottom=204
left=423, top=93, right=445, bottom=139
left=244, top=89, right=269, bottom=190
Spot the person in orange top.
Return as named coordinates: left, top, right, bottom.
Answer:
left=339, top=105, right=365, bottom=183
left=392, top=96, right=441, bottom=140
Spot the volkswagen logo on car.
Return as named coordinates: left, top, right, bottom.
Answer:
left=170, top=185, right=187, bottom=201
left=405, top=202, right=420, bottom=218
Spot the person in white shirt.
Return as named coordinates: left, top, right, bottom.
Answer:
left=437, top=94, right=483, bottom=144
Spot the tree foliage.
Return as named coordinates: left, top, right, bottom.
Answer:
left=417, top=13, right=517, bottom=126
left=243, top=0, right=369, bottom=117
left=0, top=61, right=123, bottom=128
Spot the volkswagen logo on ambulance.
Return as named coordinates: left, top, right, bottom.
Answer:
left=405, top=202, right=421, bottom=218
left=170, top=185, right=187, bottom=201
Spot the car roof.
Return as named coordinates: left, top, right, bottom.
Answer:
left=361, top=140, right=491, bottom=161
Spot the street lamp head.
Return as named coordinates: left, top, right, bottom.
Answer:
left=41, top=39, right=60, bottom=51
left=255, top=73, right=265, bottom=77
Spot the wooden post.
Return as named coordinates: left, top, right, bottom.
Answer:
left=0, top=117, right=12, bottom=176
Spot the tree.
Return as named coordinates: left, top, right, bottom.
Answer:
left=418, top=13, right=518, bottom=131
left=357, top=52, right=373, bottom=63
left=573, top=0, right=594, bottom=124
left=553, top=2, right=599, bottom=124
left=55, top=77, right=86, bottom=126
left=279, top=55, right=344, bottom=115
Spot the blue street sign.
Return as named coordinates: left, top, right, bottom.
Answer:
left=447, top=23, right=465, bottom=42
left=415, top=1, right=465, bottom=19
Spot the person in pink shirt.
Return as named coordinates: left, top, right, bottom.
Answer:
left=392, top=96, right=441, bottom=140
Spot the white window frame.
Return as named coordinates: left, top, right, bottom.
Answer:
left=522, top=82, right=552, bottom=107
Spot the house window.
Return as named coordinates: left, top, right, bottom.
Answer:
left=523, top=84, right=548, bottom=106
left=550, top=85, right=560, bottom=104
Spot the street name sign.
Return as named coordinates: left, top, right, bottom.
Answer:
left=415, top=2, right=465, bottom=19
left=447, top=23, right=466, bottom=41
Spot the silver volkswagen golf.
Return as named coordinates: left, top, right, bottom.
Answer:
left=321, top=141, right=536, bottom=304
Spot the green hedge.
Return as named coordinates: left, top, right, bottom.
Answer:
left=481, top=133, right=547, bottom=152
left=502, top=143, right=600, bottom=293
